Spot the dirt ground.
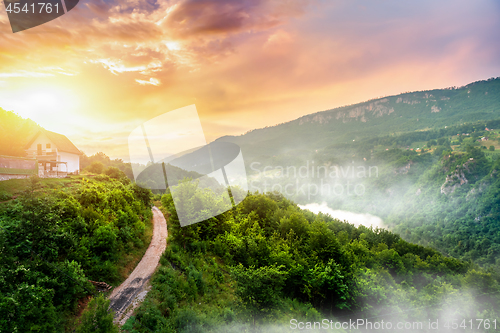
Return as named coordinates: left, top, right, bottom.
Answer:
left=108, top=206, right=168, bottom=326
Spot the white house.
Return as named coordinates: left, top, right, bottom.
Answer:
left=24, top=129, right=82, bottom=175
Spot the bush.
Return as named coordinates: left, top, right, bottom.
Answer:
left=104, top=166, right=127, bottom=180
left=0, top=191, right=11, bottom=201
left=86, top=161, right=105, bottom=174
left=75, top=295, right=119, bottom=333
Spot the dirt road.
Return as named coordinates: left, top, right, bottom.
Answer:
left=108, top=206, right=168, bottom=325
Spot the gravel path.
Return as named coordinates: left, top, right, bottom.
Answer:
left=108, top=206, right=168, bottom=326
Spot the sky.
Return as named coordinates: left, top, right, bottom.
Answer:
left=0, top=0, right=499, bottom=160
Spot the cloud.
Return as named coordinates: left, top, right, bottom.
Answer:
left=0, top=71, right=55, bottom=78
left=136, top=77, right=161, bottom=85
left=0, top=0, right=499, bottom=159
left=162, top=0, right=311, bottom=38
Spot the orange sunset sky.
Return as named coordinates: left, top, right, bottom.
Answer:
left=1, top=0, right=499, bottom=160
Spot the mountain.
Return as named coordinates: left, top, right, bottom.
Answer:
left=217, top=77, right=500, bottom=162
left=215, top=77, right=500, bottom=271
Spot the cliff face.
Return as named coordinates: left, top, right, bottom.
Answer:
left=298, top=98, right=395, bottom=125
left=295, top=87, right=463, bottom=126
left=440, top=159, right=475, bottom=195
left=441, top=170, right=468, bottom=194
left=217, top=77, right=499, bottom=159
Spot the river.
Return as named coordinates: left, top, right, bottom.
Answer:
left=298, top=202, right=386, bottom=229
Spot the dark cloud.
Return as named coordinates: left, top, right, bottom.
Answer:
left=85, top=0, right=112, bottom=16
left=163, top=0, right=308, bottom=38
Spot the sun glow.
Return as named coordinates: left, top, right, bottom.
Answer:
left=166, top=41, right=181, bottom=51
left=0, top=83, right=82, bottom=133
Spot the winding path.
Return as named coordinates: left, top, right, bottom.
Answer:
left=108, top=206, right=168, bottom=325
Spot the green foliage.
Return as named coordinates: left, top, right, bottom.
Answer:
left=231, top=264, right=287, bottom=315
left=0, top=108, right=41, bottom=156
left=126, top=186, right=500, bottom=332
left=80, top=152, right=135, bottom=180
left=0, top=176, right=152, bottom=331
left=85, top=161, right=105, bottom=174
left=0, top=190, right=11, bottom=201
left=382, top=143, right=500, bottom=269
left=220, top=78, right=500, bottom=164
left=75, top=295, right=119, bottom=333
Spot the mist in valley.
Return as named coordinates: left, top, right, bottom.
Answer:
left=298, top=202, right=386, bottom=230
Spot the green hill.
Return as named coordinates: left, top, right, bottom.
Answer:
left=0, top=108, right=41, bottom=156
left=214, top=77, right=500, bottom=273
left=218, top=77, right=500, bottom=162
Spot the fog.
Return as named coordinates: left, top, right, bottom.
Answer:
left=298, top=202, right=386, bottom=229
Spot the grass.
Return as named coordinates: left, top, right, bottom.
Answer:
left=0, top=176, right=82, bottom=199
left=0, top=176, right=79, bottom=204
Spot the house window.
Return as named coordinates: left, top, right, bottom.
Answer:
left=46, top=143, right=51, bottom=149
left=37, top=144, right=42, bottom=154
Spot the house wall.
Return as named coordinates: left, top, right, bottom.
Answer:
left=26, top=133, right=55, bottom=156
left=0, top=174, right=31, bottom=181
left=25, top=132, right=80, bottom=174
left=59, top=151, right=80, bottom=173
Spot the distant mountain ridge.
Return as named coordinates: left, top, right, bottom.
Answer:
left=217, top=77, right=500, bottom=159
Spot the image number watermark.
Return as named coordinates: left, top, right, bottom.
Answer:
left=3, top=0, right=79, bottom=33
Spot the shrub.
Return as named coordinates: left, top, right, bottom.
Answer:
left=104, top=166, right=126, bottom=180
left=75, top=295, right=119, bottom=333
left=0, top=191, right=11, bottom=201
left=86, top=161, right=105, bottom=174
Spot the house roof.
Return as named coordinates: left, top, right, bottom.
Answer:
left=24, top=129, right=82, bottom=155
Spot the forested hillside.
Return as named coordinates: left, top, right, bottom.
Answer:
left=0, top=174, right=152, bottom=331
left=386, top=145, right=500, bottom=267
left=2, top=77, right=500, bottom=332
left=218, top=77, right=500, bottom=162
left=243, top=115, right=500, bottom=271
left=0, top=108, right=41, bottom=156
left=124, top=183, right=500, bottom=332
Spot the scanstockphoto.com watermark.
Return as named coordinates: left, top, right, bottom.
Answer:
left=249, top=161, right=379, bottom=199
left=290, top=318, right=428, bottom=331
left=290, top=318, right=499, bottom=331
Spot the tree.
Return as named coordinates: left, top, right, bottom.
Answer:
left=231, top=264, right=287, bottom=322
left=86, top=161, right=105, bottom=174
left=304, top=260, right=351, bottom=310
left=489, top=146, right=495, bottom=151
left=75, top=295, right=119, bottom=333
left=104, top=166, right=128, bottom=182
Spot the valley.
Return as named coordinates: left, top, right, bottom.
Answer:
left=1, top=77, right=500, bottom=332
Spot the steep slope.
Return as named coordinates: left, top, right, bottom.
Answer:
left=217, top=77, right=500, bottom=160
